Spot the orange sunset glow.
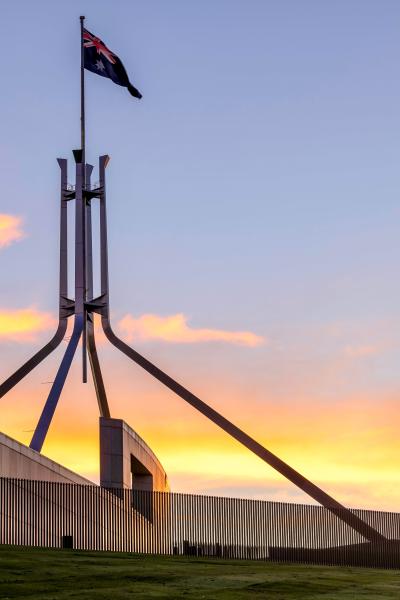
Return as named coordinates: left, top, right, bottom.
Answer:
left=1, top=1, right=399, bottom=526
left=1, top=309, right=399, bottom=512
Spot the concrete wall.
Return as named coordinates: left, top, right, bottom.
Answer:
left=0, top=431, right=92, bottom=485
left=100, top=418, right=169, bottom=492
left=0, top=426, right=170, bottom=548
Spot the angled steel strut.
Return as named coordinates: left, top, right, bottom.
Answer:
left=0, top=151, right=384, bottom=543
left=94, top=155, right=383, bottom=543
left=0, top=159, right=71, bottom=400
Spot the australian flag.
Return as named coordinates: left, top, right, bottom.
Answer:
left=83, top=29, right=142, bottom=99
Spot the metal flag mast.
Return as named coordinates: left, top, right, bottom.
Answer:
left=80, top=15, right=87, bottom=384
left=0, top=17, right=385, bottom=543
left=80, top=15, right=86, bottom=164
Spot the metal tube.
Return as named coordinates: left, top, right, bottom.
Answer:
left=73, top=155, right=87, bottom=383
left=0, top=158, right=70, bottom=399
left=97, top=155, right=384, bottom=543
left=80, top=16, right=86, bottom=165
left=85, top=163, right=110, bottom=416
left=29, top=314, right=84, bottom=452
left=101, top=320, right=385, bottom=544
left=80, top=16, right=87, bottom=383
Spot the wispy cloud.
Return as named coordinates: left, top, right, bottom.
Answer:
left=118, top=313, right=265, bottom=347
left=0, top=307, right=55, bottom=342
left=0, top=214, right=24, bottom=248
left=343, top=344, right=379, bottom=358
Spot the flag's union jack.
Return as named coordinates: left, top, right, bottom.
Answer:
left=83, top=30, right=117, bottom=65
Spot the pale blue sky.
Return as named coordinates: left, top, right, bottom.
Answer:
left=1, top=1, right=400, bottom=507
left=1, top=1, right=398, bottom=318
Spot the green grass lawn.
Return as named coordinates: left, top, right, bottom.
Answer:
left=0, top=545, right=399, bottom=599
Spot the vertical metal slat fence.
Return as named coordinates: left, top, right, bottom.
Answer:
left=0, top=477, right=399, bottom=569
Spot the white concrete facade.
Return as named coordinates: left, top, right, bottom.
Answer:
left=0, top=431, right=92, bottom=484
left=100, top=418, right=169, bottom=492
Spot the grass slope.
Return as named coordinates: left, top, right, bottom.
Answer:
left=0, top=546, right=399, bottom=599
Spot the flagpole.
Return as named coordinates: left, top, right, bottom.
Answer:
left=80, top=15, right=88, bottom=383
left=80, top=15, right=86, bottom=164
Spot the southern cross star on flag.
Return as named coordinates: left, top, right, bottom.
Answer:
left=83, top=29, right=142, bottom=99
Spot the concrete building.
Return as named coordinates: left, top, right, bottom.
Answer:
left=0, top=419, right=169, bottom=494
left=0, top=431, right=92, bottom=485
left=100, top=417, right=169, bottom=492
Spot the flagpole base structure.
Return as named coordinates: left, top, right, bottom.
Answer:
left=0, top=150, right=384, bottom=544
left=0, top=151, right=110, bottom=450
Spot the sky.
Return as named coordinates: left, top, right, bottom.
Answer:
left=0, top=0, right=400, bottom=511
